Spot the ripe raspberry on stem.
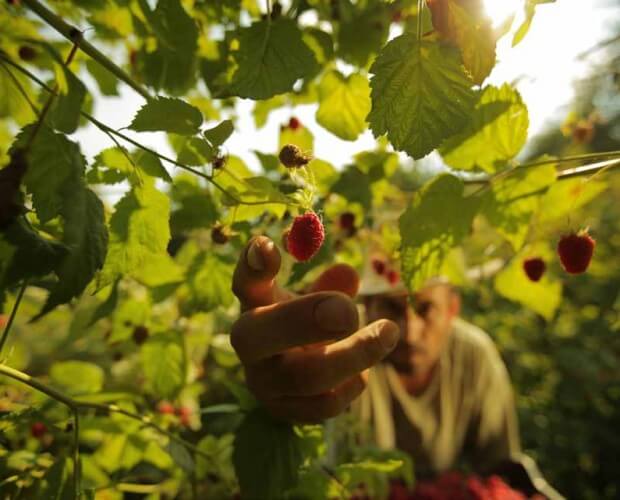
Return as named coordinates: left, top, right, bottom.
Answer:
left=288, top=116, right=301, bottom=130
left=279, top=144, right=312, bottom=168
left=31, top=422, right=47, bottom=438
left=286, top=211, right=325, bottom=262
left=523, top=257, right=546, bottom=282
left=557, top=230, right=596, bottom=274
left=157, top=401, right=175, bottom=415
left=372, top=258, right=386, bottom=275
left=386, top=269, right=400, bottom=285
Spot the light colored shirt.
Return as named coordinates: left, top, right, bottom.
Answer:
left=352, top=317, right=521, bottom=477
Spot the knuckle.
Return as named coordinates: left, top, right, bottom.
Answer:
left=356, top=331, right=386, bottom=369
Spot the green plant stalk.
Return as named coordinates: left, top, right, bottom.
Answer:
left=0, top=363, right=220, bottom=466
left=0, top=54, right=292, bottom=208
left=0, top=280, right=28, bottom=356
left=73, top=409, right=81, bottom=499
left=21, top=0, right=151, bottom=100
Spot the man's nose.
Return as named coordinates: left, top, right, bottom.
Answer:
left=405, top=309, right=425, bottom=343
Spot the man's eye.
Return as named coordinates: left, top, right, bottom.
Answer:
left=415, top=302, right=431, bottom=317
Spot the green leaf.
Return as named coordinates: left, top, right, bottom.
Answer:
left=230, top=18, right=318, bottom=99
left=512, top=0, right=556, bottom=47
left=368, top=37, right=475, bottom=159
left=129, top=97, right=203, bottom=135
left=196, top=434, right=235, bottom=482
left=141, top=332, right=186, bottom=399
left=170, top=174, right=219, bottom=232
left=440, top=84, right=529, bottom=173
left=37, top=188, right=108, bottom=317
left=482, top=164, right=556, bottom=250
left=0, top=65, right=37, bottom=126
left=538, top=177, right=607, bottom=223
left=50, top=361, right=104, bottom=394
left=494, top=243, right=562, bottom=320
left=337, top=7, right=389, bottom=68
left=38, top=457, right=73, bottom=500
left=97, top=178, right=171, bottom=289
left=138, top=0, right=198, bottom=93
left=186, top=252, right=234, bottom=312
left=400, top=175, right=481, bottom=291
left=316, top=71, right=370, bottom=141
left=176, top=137, right=215, bottom=166
left=88, top=280, right=120, bottom=327
left=331, top=166, right=372, bottom=210
left=12, top=125, right=85, bottom=223
left=203, top=119, right=234, bottom=147
left=233, top=409, right=304, bottom=500
left=49, top=65, right=87, bottom=134
left=86, top=59, right=118, bottom=96
left=0, top=219, right=67, bottom=290
left=166, top=440, right=194, bottom=473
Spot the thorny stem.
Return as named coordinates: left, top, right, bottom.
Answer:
left=0, top=54, right=292, bottom=208
left=0, top=280, right=28, bottom=357
left=21, top=0, right=151, bottom=100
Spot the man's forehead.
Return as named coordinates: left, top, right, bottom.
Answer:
left=368, top=282, right=453, bottom=302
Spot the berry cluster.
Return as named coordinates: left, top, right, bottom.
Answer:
left=372, top=257, right=400, bottom=285
left=157, top=401, right=192, bottom=427
left=522, top=230, right=596, bottom=282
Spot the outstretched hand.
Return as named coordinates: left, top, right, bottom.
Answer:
left=230, top=236, right=400, bottom=423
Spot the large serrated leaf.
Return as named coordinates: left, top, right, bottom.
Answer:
left=229, top=18, right=318, bottom=100
left=37, top=188, right=108, bottom=317
left=367, top=37, right=475, bottom=159
left=96, top=178, right=171, bottom=290
left=440, top=84, right=529, bottom=173
left=141, top=332, right=186, bottom=399
left=233, top=409, right=304, bottom=499
left=316, top=71, right=370, bottom=141
left=400, top=174, right=480, bottom=291
left=129, top=97, right=203, bottom=135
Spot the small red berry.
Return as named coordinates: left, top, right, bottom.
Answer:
left=523, top=257, right=546, bottom=282
left=386, top=270, right=400, bottom=285
left=212, top=154, right=227, bottom=170
left=557, top=230, right=596, bottom=274
left=372, top=258, right=386, bottom=275
left=157, top=401, right=175, bottom=415
left=0, top=314, right=7, bottom=328
left=175, top=406, right=191, bottom=426
left=18, top=46, right=37, bottom=61
left=31, top=422, right=47, bottom=438
left=132, top=325, right=149, bottom=345
left=338, top=212, right=355, bottom=230
left=287, top=212, right=325, bottom=262
left=288, top=117, right=301, bottom=130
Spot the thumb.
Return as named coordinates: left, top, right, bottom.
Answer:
left=232, top=236, right=287, bottom=311
left=308, top=263, right=360, bottom=298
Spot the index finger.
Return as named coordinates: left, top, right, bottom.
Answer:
left=232, top=236, right=290, bottom=311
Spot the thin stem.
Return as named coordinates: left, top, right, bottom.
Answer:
left=265, top=0, right=272, bottom=17
left=0, top=280, right=28, bottom=357
left=0, top=62, right=39, bottom=117
left=73, top=409, right=81, bottom=499
left=21, top=0, right=151, bottom=100
left=0, top=364, right=220, bottom=466
left=0, top=54, right=292, bottom=208
left=417, top=0, right=424, bottom=41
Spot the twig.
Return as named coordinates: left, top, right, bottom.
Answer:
left=0, top=280, right=28, bottom=356
left=0, top=62, right=39, bottom=117
left=21, top=0, right=151, bottom=100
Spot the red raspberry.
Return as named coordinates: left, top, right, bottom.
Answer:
left=557, top=230, right=595, bottom=274
left=31, top=422, right=47, bottom=438
left=387, top=269, right=400, bottom=285
left=522, top=257, right=546, bottom=282
left=288, top=117, right=301, bottom=130
left=372, top=258, right=386, bottom=275
left=0, top=314, right=7, bottom=328
left=175, top=406, right=191, bottom=426
left=338, top=212, right=355, bottom=231
left=286, top=212, right=325, bottom=262
left=18, top=46, right=37, bottom=61
left=132, top=325, right=149, bottom=345
left=157, top=401, right=175, bottom=415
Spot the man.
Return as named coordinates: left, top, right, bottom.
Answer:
left=230, top=236, right=562, bottom=498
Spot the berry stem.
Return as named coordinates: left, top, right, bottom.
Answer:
left=0, top=279, right=28, bottom=357
left=417, top=0, right=424, bottom=41
left=0, top=62, right=39, bottom=117
left=21, top=0, right=152, bottom=100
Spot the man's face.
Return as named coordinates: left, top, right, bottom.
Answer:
left=365, top=284, right=460, bottom=375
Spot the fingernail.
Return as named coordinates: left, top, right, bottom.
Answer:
left=378, top=321, right=400, bottom=351
left=247, top=240, right=265, bottom=271
left=314, top=296, right=357, bottom=332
